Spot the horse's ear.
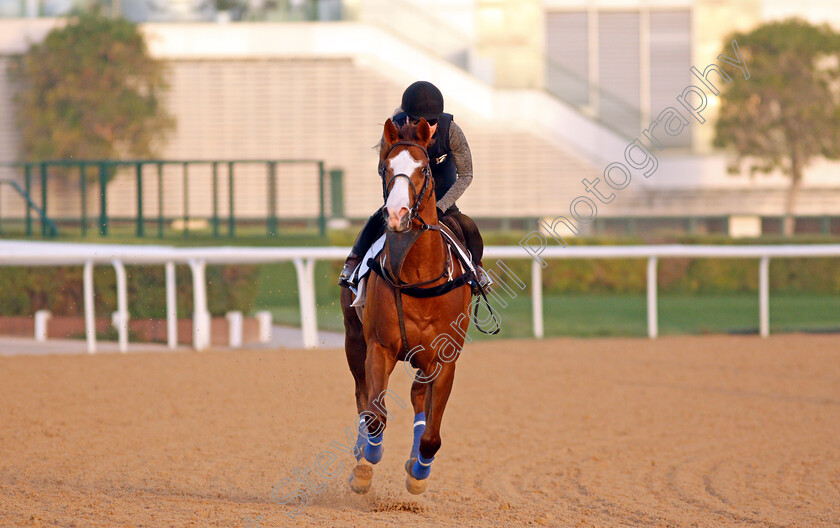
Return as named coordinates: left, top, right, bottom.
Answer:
left=383, top=118, right=400, bottom=146
left=416, top=118, right=432, bottom=147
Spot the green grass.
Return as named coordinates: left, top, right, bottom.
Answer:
left=255, top=286, right=840, bottom=339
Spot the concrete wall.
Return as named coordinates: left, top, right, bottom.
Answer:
left=0, top=18, right=838, bottom=223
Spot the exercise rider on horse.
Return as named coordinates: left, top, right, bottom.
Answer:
left=338, top=81, right=490, bottom=292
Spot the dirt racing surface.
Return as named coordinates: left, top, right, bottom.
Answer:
left=1, top=334, right=839, bottom=527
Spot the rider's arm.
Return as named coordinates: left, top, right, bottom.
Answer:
left=436, top=122, right=473, bottom=212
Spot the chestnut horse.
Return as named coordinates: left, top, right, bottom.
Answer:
left=339, top=117, right=472, bottom=495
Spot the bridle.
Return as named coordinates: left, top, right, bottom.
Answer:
left=380, top=140, right=434, bottom=226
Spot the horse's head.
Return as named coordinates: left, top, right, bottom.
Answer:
left=380, top=117, right=434, bottom=232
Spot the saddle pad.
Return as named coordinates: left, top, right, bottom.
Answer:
left=350, top=234, right=386, bottom=288
left=349, top=234, right=386, bottom=313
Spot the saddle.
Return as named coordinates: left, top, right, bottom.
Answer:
left=348, top=217, right=475, bottom=318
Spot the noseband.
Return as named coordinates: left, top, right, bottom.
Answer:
left=380, top=140, right=433, bottom=224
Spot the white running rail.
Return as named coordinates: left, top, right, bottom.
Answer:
left=2, top=241, right=840, bottom=352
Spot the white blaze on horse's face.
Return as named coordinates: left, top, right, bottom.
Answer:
left=385, top=149, right=423, bottom=232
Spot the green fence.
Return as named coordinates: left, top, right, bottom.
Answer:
left=0, top=159, right=333, bottom=238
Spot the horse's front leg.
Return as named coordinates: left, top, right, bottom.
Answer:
left=363, top=342, right=397, bottom=463
left=406, top=362, right=456, bottom=494
left=408, top=380, right=427, bottom=463
left=348, top=341, right=396, bottom=494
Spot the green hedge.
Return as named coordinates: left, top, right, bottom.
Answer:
left=482, top=234, right=840, bottom=295
left=0, top=265, right=259, bottom=318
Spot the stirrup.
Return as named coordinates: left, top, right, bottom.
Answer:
left=471, top=265, right=492, bottom=296
left=338, top=254, right=363, bottom=288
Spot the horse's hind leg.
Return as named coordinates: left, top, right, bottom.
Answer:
left=341, top=287, right=368, bottom=452
left=406, top=364, right=455, bottom=495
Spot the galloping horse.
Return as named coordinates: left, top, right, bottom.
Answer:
left=339, top=117, right=473, bottom=495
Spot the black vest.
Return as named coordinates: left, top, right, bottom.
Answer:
left=393, top=112, right=458, bottom=202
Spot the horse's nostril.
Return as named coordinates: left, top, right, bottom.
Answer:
left=388, top=207, right=408, bottom=220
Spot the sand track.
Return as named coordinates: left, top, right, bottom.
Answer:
left=1, top=334, right=839, bottom=527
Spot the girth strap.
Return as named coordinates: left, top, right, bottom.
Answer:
left=393, top=282, right=410, bottom=358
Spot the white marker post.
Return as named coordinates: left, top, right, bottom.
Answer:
left=226, top=311, right=243, bottom=348
left=34, top=310, right=51, bottom=342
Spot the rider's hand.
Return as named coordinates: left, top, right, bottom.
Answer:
left=436, top=206, right=445, bottom=218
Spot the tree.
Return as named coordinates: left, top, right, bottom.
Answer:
left=713, top=19, right=840, bottom=236
left=8, top=10, right=175, bottom=172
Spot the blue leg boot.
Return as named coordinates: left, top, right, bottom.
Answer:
left=354, top=415, right=368, bottom=461
left=409, top=412, right=425, bottom=461
left=364, top=432, right=384, bottom=464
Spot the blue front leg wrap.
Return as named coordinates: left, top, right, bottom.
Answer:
left=411, top=452, right=434, bottom=480
left=410, top=412, right=426, bottom=460
left=354, top=416, right=368, bottom=461
left=364, top=432, right=384, bottom=464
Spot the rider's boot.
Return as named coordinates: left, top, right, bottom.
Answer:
left=338, top=253, right=363, bottom=288
left=471, top=261, right=493, bottom=295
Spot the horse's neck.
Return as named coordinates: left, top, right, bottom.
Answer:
left=400, top=201, right=444, bottom=282
left=400, top=229, right=446, bottom=283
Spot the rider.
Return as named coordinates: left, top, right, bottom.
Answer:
left=338, top=80, right=490, bottom=293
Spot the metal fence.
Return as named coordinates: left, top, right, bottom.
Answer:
left=3, top=240, right=840, bottom=352
left=0, top=159, right=332, bottom=238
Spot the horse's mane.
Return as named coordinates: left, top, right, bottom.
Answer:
left=378, top=120, right=435, bottom=163
left=395, top=120, right=421, bottom=142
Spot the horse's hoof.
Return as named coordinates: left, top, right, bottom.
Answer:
left=349, top=463, right=373, bottom=494
left=403, top=458, right=428, bottom=494
left=405, top=473, right=428, bottom=495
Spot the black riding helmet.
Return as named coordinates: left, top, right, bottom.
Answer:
left=401, top=81, right=444, bottom=124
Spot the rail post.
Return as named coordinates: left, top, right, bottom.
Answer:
left=39, top=162, right=48, bottom=237
left=157, top=163, right=165, bottom=238
left=318, top=161, right=326, bottom=236
left=182, top=162, right=189, bottom=237
left=24, top=164, right=32, bottom=236
left=166, top=261, right=178, bottom=349
left=267, top=161, right=278, bottom=237
left=531, top=258, right=544, bottom=338
left=647, top=256, right=658, bottom=339
left=329, top=168, right=345, bottom=218
left=113, top=260, right=129, bottom=353
left=228, top=162, right=235, bottom=237
left=293, top=257, right=319, bottom=349
left=189, top=259, right=210, bottom=351
left=80, top=164, right=87, bottom=236
left=84, top=260, right=96, bottom=354
left=212, top=162, right=220, bottom=238
left=98, top=162, right=108, bottom=236
left=759, top=256, right=770, bottom=338
left=135, top=162, right=144, bottom=237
